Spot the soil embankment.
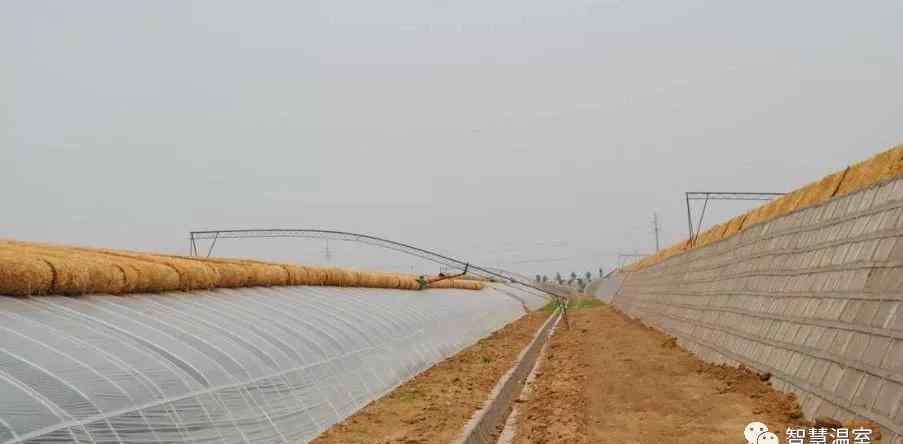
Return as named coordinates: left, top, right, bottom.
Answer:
left=513, top=305, right=806, bottom=444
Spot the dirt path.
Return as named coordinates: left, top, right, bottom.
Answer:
left=513, top=305, right=804, bottom=444
left=311, top=309, right=551, bottom=444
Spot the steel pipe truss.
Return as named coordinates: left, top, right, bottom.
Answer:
left=188, top=229, right=561, bottom=299
left=685, top=192, right=785, bottom=245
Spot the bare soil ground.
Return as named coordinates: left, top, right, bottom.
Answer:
left=513, top=305, right=806, bottom=444
left=311, top=309, right=551, bottom=444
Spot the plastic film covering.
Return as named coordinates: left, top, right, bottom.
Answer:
left=0, top=284, right=547, bottom=444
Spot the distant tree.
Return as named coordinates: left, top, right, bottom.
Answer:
left=570, top=272, right=577, bottom=281
left=555, top=272, right=562, bottom=283
left=542, top=275, right=548, bottom=283
left=599, top=268, right=605, bottom=278
left=577, top=278, right=584, bottom=289
left=535, top=274, right=541, bottom=283
left=585, top=271, right=592, bottom=282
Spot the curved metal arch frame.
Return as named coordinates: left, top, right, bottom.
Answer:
left=188, top=229, right=559, bottom=299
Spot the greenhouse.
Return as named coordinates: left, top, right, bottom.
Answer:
left=0, top=284, right=546, bottom=443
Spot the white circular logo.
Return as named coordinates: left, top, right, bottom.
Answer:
left=744, top=422, right=770, bottom=444
left=757, top=431, right=779, bottom=444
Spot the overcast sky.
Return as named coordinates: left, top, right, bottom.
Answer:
left=3, top=1, right=901, bottom=277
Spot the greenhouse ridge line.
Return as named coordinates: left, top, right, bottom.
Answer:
left=188, top=228, right=562, bottom=299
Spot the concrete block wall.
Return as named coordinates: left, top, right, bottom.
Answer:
left=599, top=176, right=903, bottom=443
left=584, top=273, right=625, bottom=303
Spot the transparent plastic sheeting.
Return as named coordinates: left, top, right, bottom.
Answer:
left=0, top=284, right=547, bottom=444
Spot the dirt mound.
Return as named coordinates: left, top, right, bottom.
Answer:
left=698, top=363, right=803, bottom=421
left=512, top=321, right=591, bottom=444
left=514, top=305, right=807, bottom=443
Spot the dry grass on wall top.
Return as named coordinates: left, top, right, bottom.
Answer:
left=0, top=240, right=483, bottom=297
left=625, top=144, right=903, bottom=271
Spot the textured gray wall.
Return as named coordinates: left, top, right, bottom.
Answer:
left=584, top=273, right=625, bottom=304
left=592, top=176, right=903, bottom=443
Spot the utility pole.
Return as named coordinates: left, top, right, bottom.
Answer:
left=653, top=212, right=661, bottom=252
